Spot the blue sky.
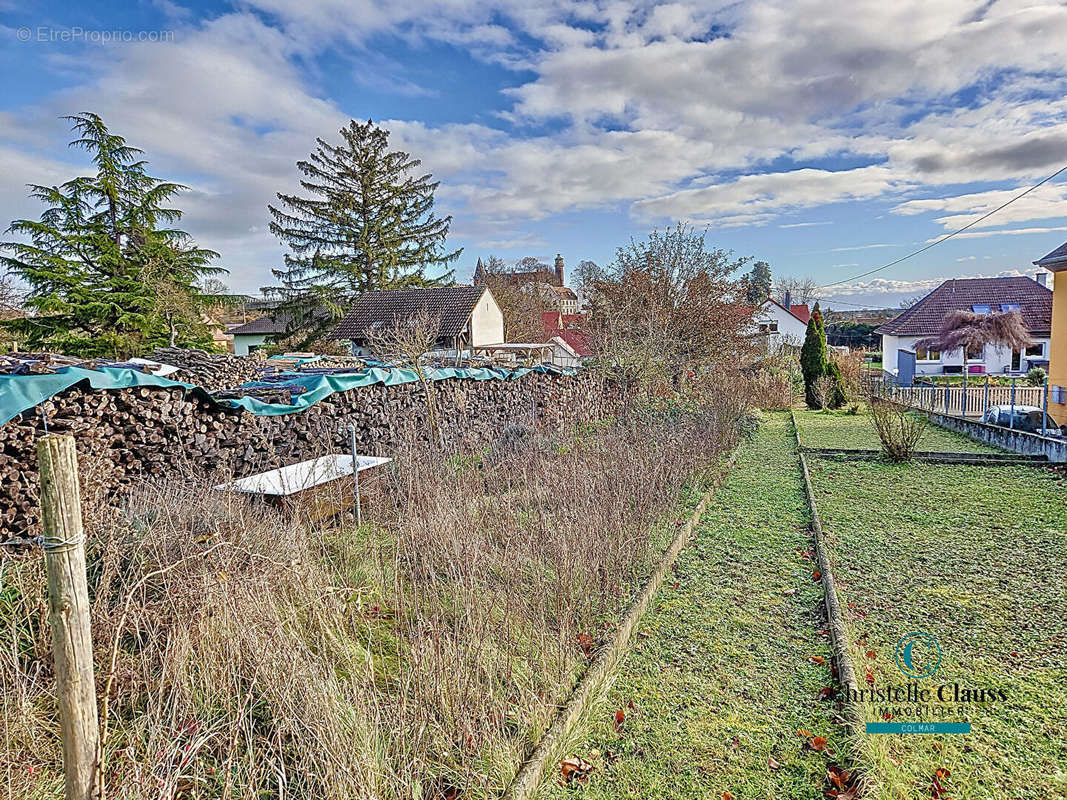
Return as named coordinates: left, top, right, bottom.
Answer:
left=3, top=0, right=1067, bottom=309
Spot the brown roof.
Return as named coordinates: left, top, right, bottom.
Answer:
left=329, top=286, right=487, bottom=342
left=230, top=313, right=292, bottom=335
left=790, top=304, right=811, bottom=324
left=1034, top=240, right=1067, bottom=270
left=876, top=277, right=1052, bottom=337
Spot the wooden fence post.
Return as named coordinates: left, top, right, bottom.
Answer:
left=38, top=434, right=99, bottom=800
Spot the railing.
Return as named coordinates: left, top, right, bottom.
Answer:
left=887, top=384, right=1045, bottom=418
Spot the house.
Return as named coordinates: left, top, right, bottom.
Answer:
left=754, top=294, right=810, bottom=352
left=1035, top=241, right=1067, bottom=424
left=542, top=311, right=592, bottom=367
left=229, top=314, right=291, bottom=356
left=877, top=276, right=1052, bottom=377
left=328, top=285, right=504, bottom=357
left=473, top=254, right=579, bottom=313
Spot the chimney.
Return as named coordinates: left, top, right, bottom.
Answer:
left=784, top=290, right=792, bottom=309
left=1035, top=271, right=1049, bottom=288
left=554, top=254, right=564, bottom=287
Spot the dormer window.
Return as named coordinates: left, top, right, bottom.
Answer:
left=971, top=304, right=991, bottom=314
left=999, top=303, right=1020, bottom=313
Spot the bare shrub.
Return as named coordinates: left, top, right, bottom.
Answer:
left=812, top=375, right=833, bottom=410
left=830, top=348, right=865, bottom=401
left=2, top=406, right=741, bottom=799
left=867, top=389, right=925, bottom=460
left=364, top=308, right=444, bottom=439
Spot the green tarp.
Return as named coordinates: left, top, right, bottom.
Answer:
left=0, top=363, right=574, bottom=426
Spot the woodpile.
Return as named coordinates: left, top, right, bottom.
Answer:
left=149, top=347, right=266, bottom=391
left=0, top=371, right=610, bottom=541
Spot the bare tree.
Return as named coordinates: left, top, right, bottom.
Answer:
left=584, top=224, right=758, bottom=404
left=363, top=309, right=443, bottom=439
left=478, top=255, right=555, bottom=341
left=773, top=276, right=818, bottom=305
left=0, top=271, right=25, bottom=351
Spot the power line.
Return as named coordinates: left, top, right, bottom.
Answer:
left=820, top=163, right=1067, bottom=289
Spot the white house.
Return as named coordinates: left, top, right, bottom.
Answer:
left=229, top=314, right=291, bottom=356
left=328, top=285, right=505, bottom=357
left=877, top=276, right=1052, bottom=377
left=754, top=296, right=810, bottom=352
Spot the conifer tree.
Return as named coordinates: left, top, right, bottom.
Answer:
left=267, top=119, right=461, bottom=347
left=0, top=113, right=223, bottom=357
left=800, top=302, right=828, bottom=408
left=744, top=260, right=772, bottom=304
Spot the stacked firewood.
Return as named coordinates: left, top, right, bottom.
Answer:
left=149, top=348, right=266, bottom=391
left=0, top=371, right=609, bottom=541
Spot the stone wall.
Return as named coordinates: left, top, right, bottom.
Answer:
left=0, top=371, right=612, bottom=538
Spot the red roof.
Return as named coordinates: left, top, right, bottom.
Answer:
left=552, top=327, right=592, bottom=356
left=541, top=311, right=585, bottom=331
left=790, top=304, right=811, bottom=324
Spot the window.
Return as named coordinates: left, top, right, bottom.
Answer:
left=758, top=321, right=778, bottom=333
left=915, top=345, right=940, bottom=361
left=1025, top=343, right=1043, bottom=357
left=965, top=344, right=983, bottom=362
left=1000, top=303, right=1021, bottom=313
left=971, top=304, right=991, bottom=314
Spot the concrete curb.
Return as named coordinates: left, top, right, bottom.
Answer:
left=790, top=411, right=860, bottom=706
left=500, top=446, right=743, bottom=800
left=799, top=446, right=1048, bottom=466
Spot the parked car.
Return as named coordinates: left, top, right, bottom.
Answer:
left=981, top=405, right=1063, bottom=436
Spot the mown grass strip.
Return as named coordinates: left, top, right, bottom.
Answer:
left=807, top=454, right=1067, bottom=799
left=794, top=408, right=999, bottom=454
left=540, top=413, right=848, bottom=800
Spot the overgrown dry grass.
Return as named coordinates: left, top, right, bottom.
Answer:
left=2, top=400, right=746, bottom=799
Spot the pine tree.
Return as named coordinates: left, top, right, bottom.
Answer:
left=800, top=302, right=828, bottom=408
left=0, top=113, right=223, bottom=357
left=744, top=260, right=772, bottom=304
left=267, top=119, right=461, bottom=347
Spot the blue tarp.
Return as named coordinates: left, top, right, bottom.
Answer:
left=0, top=363, right=575, bottom=426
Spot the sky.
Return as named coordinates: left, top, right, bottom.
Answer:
left=2, top=1, right=1067, bottom=309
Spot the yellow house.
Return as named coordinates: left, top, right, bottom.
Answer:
left=1036, top=241, right=1067, bottom=425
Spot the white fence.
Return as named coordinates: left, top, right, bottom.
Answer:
left=888, top=384, right=1046, bottom=418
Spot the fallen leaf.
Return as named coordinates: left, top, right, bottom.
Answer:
left=812, top=571, right=822, bottom=581
left=577, top=633, right=594, bottom=656
left=811, top=736, right=828, bottom=752
left=627, top=699, right=635, bottom=710
left=865, top=650, right=877, bottom=659
left=809, top=656, right=826, bottom=665
left=560, top=756, right=593, bottom=785
left=818, top=687, right=836, bottom=701
left=613, top=709, right=625, bottom=731
left=865, top=670, right=875, bottom=686
left=722, top=792, right=734, bottom=800
left=796, top=728, right=812, bottom=739
left=782, top=588, right=797, bottom=596
left=768, top=757, right=781, bottom=770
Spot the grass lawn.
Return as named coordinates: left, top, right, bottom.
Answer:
left=541, top=413, right=849, bottom=799
left=793, top=408, right=999, bottom=454
left=808, top=457, right=1067, bottom=799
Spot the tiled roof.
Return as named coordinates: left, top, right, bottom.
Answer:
left=542, top=311, right=586, bottom=333
left=230, top=314, right=292, bottom=335
left=875, top=277, right=1052, bottom=336
left=762, top=297, right=809, bottom=325
left=551, top=328, right=592, bottom=356
left=1034, top=240, right=1067, bottom=268
left=329, top=286, right=486, bottom=341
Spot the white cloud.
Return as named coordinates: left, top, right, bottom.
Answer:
left=927, top=225, right=1067, bottom=241
left=5, top=0, right=1067, bottom=291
